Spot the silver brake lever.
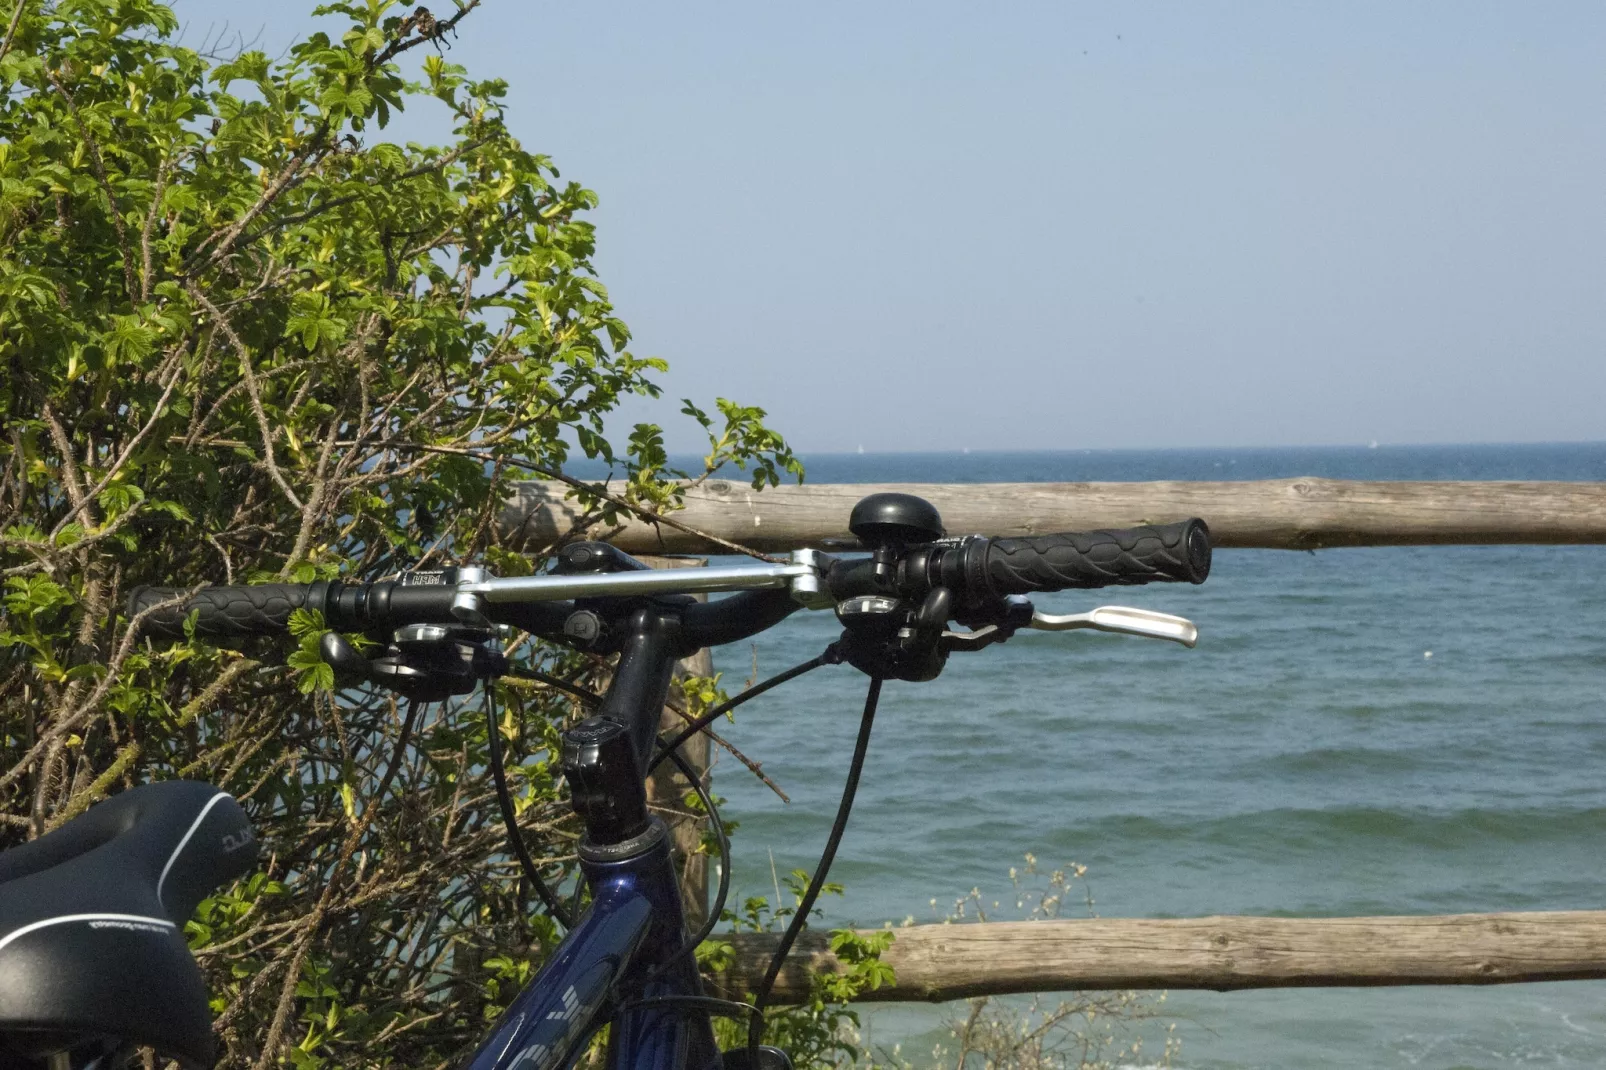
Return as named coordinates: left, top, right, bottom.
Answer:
left=1027, top=605, right=1198, bottom=648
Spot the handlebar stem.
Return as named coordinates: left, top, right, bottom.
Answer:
left=597, top=608, right=686, bottom=770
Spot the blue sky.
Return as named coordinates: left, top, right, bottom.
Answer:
left=175, top=1, right=1606, bottom=451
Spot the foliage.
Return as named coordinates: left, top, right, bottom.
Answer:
left=0, top=0, right=799, bottom=1066
left=700, top=871, right=897, bottom=1070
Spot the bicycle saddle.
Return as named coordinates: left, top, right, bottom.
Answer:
left=0, top=781, right=256, bottom=1067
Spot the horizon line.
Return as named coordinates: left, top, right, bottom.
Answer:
left=780, top=440, right=1606, bottom=457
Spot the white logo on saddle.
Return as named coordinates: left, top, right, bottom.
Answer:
left=221, top=830, right=254, bottom=854
left=87, top=918, right=170, bottom=935
left=0, top=914, right=176, bottom=957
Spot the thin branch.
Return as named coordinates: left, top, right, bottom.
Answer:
left=49, top=351, right=185, bottom=540
left=237, top=135, right=494, bottom=247
left=184, top=135, right=326, bottom=273
left=38, top=402, right=93, bottom=527
left=368, top=440, right=783, bottom=562
left=183, top=358, right=319, bottom=448
left=371, top=0, right=482, bottom=68
left=0, top=0, right=25, bottom=66
left=44, top=68, right=138, bottom=304
left=0, top=587, right=217, bottom=797
left=659, top=694, right=788, bottom=803
left=139, top=153, right=178, bottom=301
left=184, top=282, right=306, bottom=510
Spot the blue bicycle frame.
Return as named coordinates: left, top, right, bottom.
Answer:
left=462, top=596, right=783, bottom=1070
left=464, top=827, right=715, bottom=1070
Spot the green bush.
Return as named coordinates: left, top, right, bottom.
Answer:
left=0, top=1, right=799, bottom=1065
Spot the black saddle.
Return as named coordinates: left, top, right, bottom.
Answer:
left=0, top=781, right=256, bottom=1068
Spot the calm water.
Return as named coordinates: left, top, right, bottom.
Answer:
left=700, top=443, right=1606, bottom=1069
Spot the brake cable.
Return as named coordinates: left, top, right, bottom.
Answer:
left=485, top=686, right=576, bottom=929
left=747, top=674, right=885, bottom=1063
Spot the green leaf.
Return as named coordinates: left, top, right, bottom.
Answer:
left=288, top=609, right=327, bottom=638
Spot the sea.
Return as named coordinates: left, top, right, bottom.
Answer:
left=694, top=443, right=1606, bottom=1070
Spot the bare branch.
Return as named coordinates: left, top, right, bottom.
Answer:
left=236, top=135, right=495, bottom=249
left=44, top=68, right=139, bottom=304
left=372, top=0, right=482, bottom=67
left=185, top=281, right=306, bottom=510
left=49, top=350, right=185, bottom=541
left=140, top=154, right=178, bottom=301
left=38, top=402, right=92, bottom=526
left=0, top=0, right=25, bottom=66
left=365, top=440, right=782, bottom=562
left=185, top=136, right=326, bottom=273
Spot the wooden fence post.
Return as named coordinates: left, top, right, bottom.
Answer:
left=638, top=554, right=714, bottom=931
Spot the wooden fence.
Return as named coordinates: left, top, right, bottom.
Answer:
left=505, top=478, right=1606, bottom=1003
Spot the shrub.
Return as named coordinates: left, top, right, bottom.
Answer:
left=0, top=1, right=797, bottom=1065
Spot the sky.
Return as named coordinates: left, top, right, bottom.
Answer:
left=172, top=1, right=1606, bottom=452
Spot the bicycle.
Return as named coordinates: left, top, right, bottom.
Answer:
left=0, top=492, right=1210, bottom=1070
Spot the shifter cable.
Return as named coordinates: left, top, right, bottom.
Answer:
left=747, top=675, right=884, bottom=1063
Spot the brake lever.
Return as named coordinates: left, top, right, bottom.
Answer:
left=1026, top=605, right=1198, bottom=648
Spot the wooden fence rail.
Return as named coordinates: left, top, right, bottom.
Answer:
left=501, top=479, right=1606, bottom=553
left=709, top=912, right=1606, bottom=1004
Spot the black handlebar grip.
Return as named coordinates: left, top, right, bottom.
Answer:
left=127, top=584, right=322, bottom=639
left=982, top=519, right=1211, bottom=595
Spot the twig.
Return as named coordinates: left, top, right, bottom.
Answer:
left=185, top=135, right=325, bottom=273
left=44, top=68, right=138, bottom=303
left=277, top=415, right=342, bottom=578
left=38, top=402, right=92, bottom=525
left=139, top=154, right=177, bottom=301
left=184, top=282, right=305, bottom=510
left=236, top=135, right=494, bottom=246
left=363, top=439, right=783, bottom=562
left=49, top=352, right=185, bottom=540
left=372, top=0, right=482, bottom=67
left=182, top=358, right=319, bottom=447
left=48, top=740, right=140, bottom=828
left=0, top=588, right=214, bottom=797
left=663, top=698, right=789, bottom=804
left=0, top=0, right=25, bottom=66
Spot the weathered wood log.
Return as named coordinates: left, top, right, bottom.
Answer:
left=501, top=479, right=1606, bottom=553
left=708, top=912, right=1606, bottom=1003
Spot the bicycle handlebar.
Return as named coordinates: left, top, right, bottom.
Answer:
left=128, top=520, right=1210, bottom=643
